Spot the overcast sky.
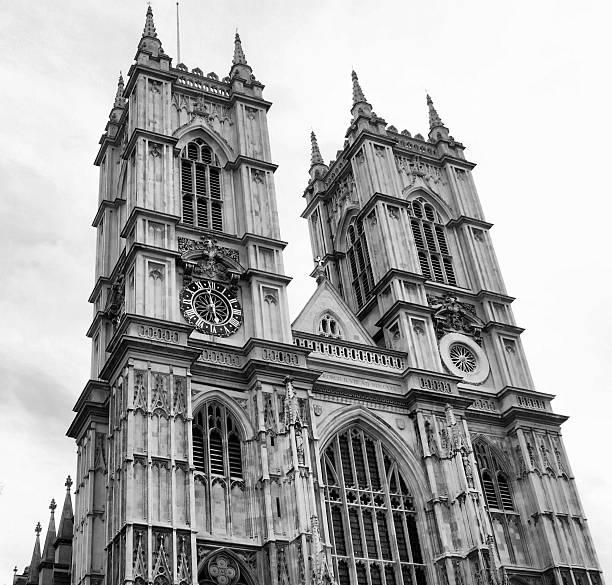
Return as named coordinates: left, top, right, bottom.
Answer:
left=1, top=0, right=610, bottom=580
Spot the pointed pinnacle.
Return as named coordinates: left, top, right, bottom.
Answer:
left=232, top=31, right=248, bottom=66
left=351, top=70, right=367, bottom=105
left=114, top=73, right=125, bottom=108
left=142, top=5, right=157, bottom=38
left=427, top=93, right=444, bottom=129
left=310, top=131, right=324, bottom=166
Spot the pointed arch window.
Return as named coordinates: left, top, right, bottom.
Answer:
left=192, top=402, right=246, bottom=536
left=346, top=219, right=374, bottom=310
left=474, top=441, right=527, bottom=565
left=322, top=426, right=428, bottom=585
left=319, top=313, right=342, bottom=339
left=180, top=138, right=223, bottom=231
left=408, top=198, right=456, bottom=286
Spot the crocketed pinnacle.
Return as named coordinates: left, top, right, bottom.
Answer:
left=310, top=131, right=324, bottom=166
left=114, top=73, right=125, bottom=108
left=352, top=70, right=367, bottom=105
left=41, top=500, right=57, bottom=562
left=57, top=476, right=74, bottom=541
left=142, top=5, right=157, bottom=38
left=26, top=524, right=42, bottom=585
left=232, top=32, right=248, bottom=66
left=427, top=93, right=444, bottom=129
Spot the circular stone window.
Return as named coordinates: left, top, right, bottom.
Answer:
left=439, top=333, right=490, bottom=384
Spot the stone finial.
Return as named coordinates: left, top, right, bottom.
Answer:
left=232, top=31, right=248, bottom=66
left=35, top=522, right=42, bottom=536
left=49, top=499, right=57, bottom=513
left=142, top=5, right=157, bottom=38
left=113, top=73, right=125, bottom=108
left=351, top=70, right=367, bottom=105
left=427, top=93, right=444, bottom=129
left=65, top=476, right=73, bottom=491
left=310, top=131, right=324, bottom=166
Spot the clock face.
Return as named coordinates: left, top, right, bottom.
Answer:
left=180, top=280, right=243, bottom=337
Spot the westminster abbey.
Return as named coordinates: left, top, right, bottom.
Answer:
left=12, top=7, right=604, bottom=585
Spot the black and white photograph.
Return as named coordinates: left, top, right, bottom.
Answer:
left=1, top=1, right=610, bottom=584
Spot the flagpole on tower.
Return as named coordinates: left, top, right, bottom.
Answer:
left=176, top=2, right=181, bottom=64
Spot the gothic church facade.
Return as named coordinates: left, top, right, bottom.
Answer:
left=13, top=7, right=604, bottom=585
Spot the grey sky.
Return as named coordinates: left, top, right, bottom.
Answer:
left=1, top=0, right=610, bottom=578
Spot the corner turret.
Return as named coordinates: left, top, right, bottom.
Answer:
left=38, top=500, right=57, bottom=585
left=26, top=523, right=42, bottom=585
left=134, top=6, right=171, bottom=70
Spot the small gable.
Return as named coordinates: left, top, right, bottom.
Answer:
left=291, top=280, right=375, bottom=345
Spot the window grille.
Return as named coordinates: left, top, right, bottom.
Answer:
left=408, top=198, right=456, bottom=285
left=346, top=220, right=374, bottom=310
left=323, top=426, right=428, bottom=585
left=181, top=138, right=223, bottom=231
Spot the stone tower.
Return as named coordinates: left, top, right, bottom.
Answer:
left=57, top=7, right=604, bottom=585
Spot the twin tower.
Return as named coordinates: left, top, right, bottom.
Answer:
left=14, top=7, right=603, bottom=585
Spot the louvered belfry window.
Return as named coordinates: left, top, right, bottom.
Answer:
left=322, top=427, right=428, bottom=585
left=346, top=220, right=374, bottom=311
left=408, top=198, right=456, bottom=286
left=192, top=403, right=243, bottom=480
left=180, top=138, right=223, bottom=231
left=473, top=442, right=514, bottom=512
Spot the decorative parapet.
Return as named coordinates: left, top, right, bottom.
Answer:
left=293, top=332, right=405, bottom=371
left=175, top=74, right=230, bottom=98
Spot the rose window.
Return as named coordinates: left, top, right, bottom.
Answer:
left=449, top=343, right=477, bottom=373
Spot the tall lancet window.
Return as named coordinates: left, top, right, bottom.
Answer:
left=322, top=426, right=428, bottom=585
left=346, top=219, right=374, bottom=310
left=180, top=138, right=223, bottom=231
left=192, top=402, right=247, bottom=537
left=408, top=198, right=456, bottom=286
left=474, top=441, right=527, bottom=565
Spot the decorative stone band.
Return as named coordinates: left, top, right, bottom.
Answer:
left=293, top=335, right=405, bottom=371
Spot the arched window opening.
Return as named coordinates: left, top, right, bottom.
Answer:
left=408, top=197, right=456, bottom=286
left=192, top=402, right=246, bottom=536
left=473, top=440, right=525, bottom=565
left=346, top=220, right=374, bottom=310
left=180, top=138, right=223, bottom=231
left=319, top=313, right=342, bottom=339
left=322, top=426, right=428, bottom=585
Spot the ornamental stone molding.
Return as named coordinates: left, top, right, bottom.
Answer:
left=428, top=292, right=485, bottom=344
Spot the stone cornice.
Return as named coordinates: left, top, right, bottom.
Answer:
left=88, top=276, right=112, bottom=304
left=475, top=290, right=516, bottom=304
left=122, top=128, right=179, bottom=161
left=66, top=379, right=110, bottom=441
left=240, top=232, right=288, bottom=249
left=369, top=269, right=426, bottom=297
left=375, top=300, right=433, bottom=328
left=242, top=268, right=292, bottom=285
left=483, top=321, right=525, bottom=335
left=224, top=155, right=278, bottom=173
left=446, top=215, right=493, bottom=230
left=124, top=64, right=177, bottom=96
left=120, top=207, right=181, bottom=239
left=86, top=310, right=107, bottom=339
left=92, top=197, right=126, bottom=228
left=228, top=91, right=273, bottom=112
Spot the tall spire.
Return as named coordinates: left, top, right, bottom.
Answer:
left=351, top=70, right=367, bottom=106
left=427, top=94, right=444, bottom=129
left=142, top=5, right=157, bottom=38
left=41, top=499, right=57, bottom=562
left=310, top=131, right=324, bottom=166
left=232, top=31, right=248, bottom=66
left=26, top=523, right=42, bottom=585
left=56, top=476, right=74, bottom=541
